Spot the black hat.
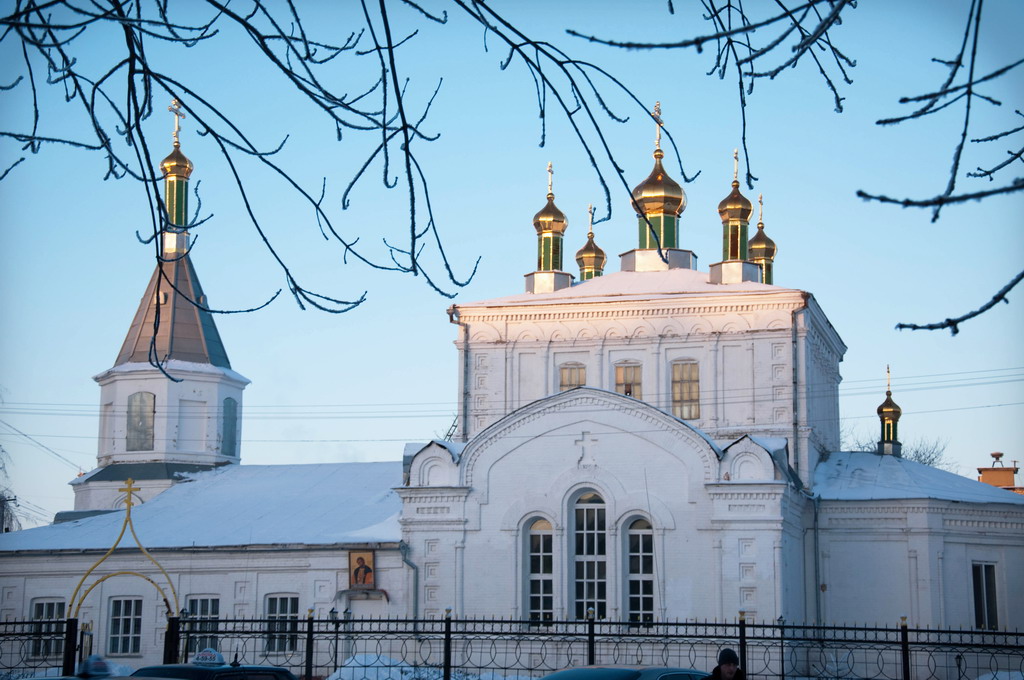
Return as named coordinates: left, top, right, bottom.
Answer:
left=718, top=648, right=739, bottom=666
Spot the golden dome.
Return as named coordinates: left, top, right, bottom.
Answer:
left=718, top=179, right=753, bottom=221
left=161, top=143, right=194, bottom=179
left=749, top=221, right=777, bottom=260
left=631, top=149, right=686, bottom=217
left=533, top=192, right=568, bottom=235
left=876, top=390, right=902, bottom=420
left=576, top=231, right=606, bottom=271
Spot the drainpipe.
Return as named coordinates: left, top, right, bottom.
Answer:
left=399, top=541, right=420, bottom=624
left=791, top=293, right=809, bottom=476
left=447, top=305, right=470, bottom=442
left=801, top=489, right=823, bottom=624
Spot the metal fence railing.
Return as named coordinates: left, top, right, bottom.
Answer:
left=2, top=615, right=1020, bottom=680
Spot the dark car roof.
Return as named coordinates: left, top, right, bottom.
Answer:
left=132, top=665, right=296, bottom=680
left=541, top=667, right=708, bottom=680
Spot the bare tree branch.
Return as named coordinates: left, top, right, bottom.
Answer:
left=895, top=269, right=1024, bottom=336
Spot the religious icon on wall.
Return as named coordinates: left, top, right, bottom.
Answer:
left=349, top=551, right=375, bottom=588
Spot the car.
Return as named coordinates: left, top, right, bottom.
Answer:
left=539, top=666, right=708, bottom=680
left=131, top=649, right=297, bottom=680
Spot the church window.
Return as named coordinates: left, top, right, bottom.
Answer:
left=626, top=519, right=655, bottom=623
left=559, top=363, right=586, bottom=391
left=185, top=596, right=220, bottom=653
left=527, top=519, right=554, bottom=622
left=107, top=598, right=142, bottom=655
left=573, top=492, right=607, bottom=619
left=972, top=563, right=998, bottom=630
left=222, top=397, right=238, bottom=456
left=265, top=595, right=299, bottom=653
left=126, top=391, right=155, bottom=451
left=615, top=364, right=642, bottom=399
left=30, top=599, right=64, bottom=658
left=671, top=361, right=700, bottom=420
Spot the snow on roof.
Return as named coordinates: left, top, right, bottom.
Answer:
left=813, top=451, right=1024, bottom=504
left=0, top=462, right=402, bottom=552
left=460, top=268, right=794, bottom=308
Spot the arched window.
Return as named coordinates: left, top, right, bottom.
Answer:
left=573, top=492, right=607, bottom=619
left=222, top=397, right=238, bottom=456
left=671, top=360, right=700, bottom=419
left=559, top=363, right=586, bottom=391
left=626, top=518, right=655, bottom=622
left=615, top=363, right=642, bottom=399
left=126, top=391, right=155, bottom=451
left=526, top=519, right=554, bottom=622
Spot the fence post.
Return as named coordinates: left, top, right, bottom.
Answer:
left=738, top=611, right=747, bottom=671
left=443, top=609, right=453, bottom=680
left=778, top=617, right=786, bottom=680
left=62, top=617, right=78, bottom=676
left=305, top=609, right=315, bottom=680
left=587, top=607, right=596, bottom=666
left=164, top=615, right=181, bottom=664
left=900, top=617, right=910, bottom=680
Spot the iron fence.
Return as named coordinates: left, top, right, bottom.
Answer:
left=2, top=616, right=1019, bottom=680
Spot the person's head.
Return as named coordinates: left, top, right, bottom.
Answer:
left=717, top=648, right=739, bottom=680
left=356, top=557, right=365, bottom=566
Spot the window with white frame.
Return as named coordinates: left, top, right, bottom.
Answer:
left=265, top=595, right=299, bottom=653
left=573, top=492, right=607, bottom=619
left=107, top=598, right=142, bottom=655
left=527, top=519, right=554, bottom=622
left=614, top=364, right=642, bottom=399
left=626, top=519, right=655, bottom=623
left=31, top=599, right=65, bottom=658
left=671, top=361, right=700, bottom=420
left=559, top=364, right=586, bottom=392
left=222, top=398, right=238, bottom=457
left=186, top=596, right=220, bottom=652
left=126, top=391, right=155, bottom=451
left=972, top=563, right=998, bottom=630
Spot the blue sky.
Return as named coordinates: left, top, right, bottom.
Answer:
left=1, top=2, right=1022, bottom=527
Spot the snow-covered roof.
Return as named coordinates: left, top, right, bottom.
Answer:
left=459, top=267, right=795, bottom=308
left=813, top=451, right=1024, bottom=504
left=0, top=463, right=402, bottom=552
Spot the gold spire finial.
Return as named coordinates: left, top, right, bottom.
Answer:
left=732, top=148, right=739, bottom=183
left=652, top=101, right=664, bottom=151
left=587, top=203, right=594, bottom=237
left=758, top=193, right=764, bottom=224
left=547, top=162, right=553, bottom=196
left=886, top=364, right=892, bottom=392
left=168, top=99, right=186, bottom=147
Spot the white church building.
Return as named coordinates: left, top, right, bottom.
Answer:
left=1, top=114, right=1022, bottom=668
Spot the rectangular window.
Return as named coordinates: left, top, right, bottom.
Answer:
left=108, top=598, right=142, bottom=656
left=671, top=361, right=700, bottom=420
left=31, top=600, right=65, bottom=658
left=127, top=392, right=155, bottom=452
left=574, top=495, right=607, bottom=619
left=615, top=364, right=642, bottom=399
left=528, top=521, right=554, bottom=622
left=559, top=364, right=586, bottom=392
left=265, top=595, right=299, bottom=653
left=972, top=563, right=998, bottom=630
left=627, top=521, right=655, bottom=623
left=186, top=597, right=220, bottom=653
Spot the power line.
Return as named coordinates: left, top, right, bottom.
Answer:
left=0, top=419, right=82, bottom=471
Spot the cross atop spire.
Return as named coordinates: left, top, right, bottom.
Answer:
left=886, top=364, right=892, bottom=392
left=733, top=148, right=739, bottom=183
left=652, top=101, right=664, bottom=151
left=758, top=193, right=764, bottom=223
left=169, top=99, right=186, bottom=147
left=587, top=203, right=594, bottom=237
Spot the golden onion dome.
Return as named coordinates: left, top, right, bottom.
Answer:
left=718, top=179, right=753, bottom=221
left=161, top=143, right=194, bottom=179
left=533, top=192, right=568, bottom=235
left=749, top=221, right=777, bottom=260
left=631, top=149, right=686, bottom=217
left=576, top=231, right=606, bottom=271
left=876, top=390, right=902, bottom=420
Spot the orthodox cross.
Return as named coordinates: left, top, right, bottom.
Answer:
left=119, top=478, right=139, bottom=508
left=575, top=431, right=598, bottom=467
left=169, top=99, right=186, bottom=146
left=758, top=193, right=764, bottom=223
left=652, top=101, right=663, bottom=150
left=733, top=148, right=739, bottom=183
left=547, top=162, right=554, bottom=195
left=886, top=364, right=892, bottom=391
left=587, top=203, right=594, bottom=237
